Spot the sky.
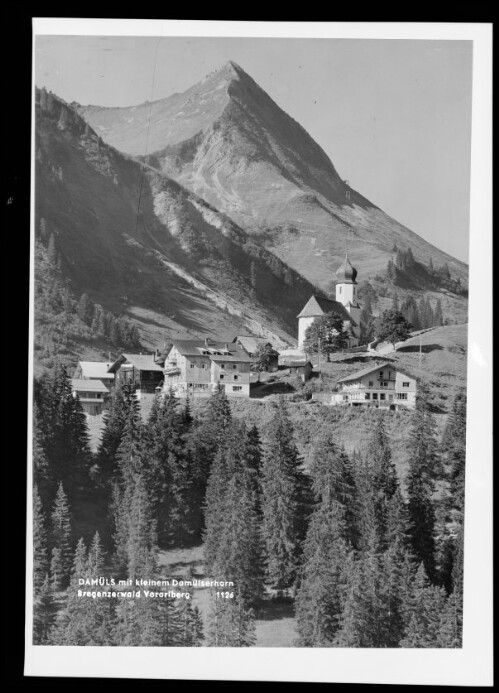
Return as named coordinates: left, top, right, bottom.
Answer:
left=35, top=35, right=473, bottom=263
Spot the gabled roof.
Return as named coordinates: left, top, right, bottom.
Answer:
left=337, top=362, right=412, bottom=383
left=297, top=295, right=356, bottom=326
left=71, top=378, right=110, bottom=393
left=281, top=360, right=313, bottom=368
left=233, top=335, right=276, bottom=355
left=108, top=353, right=163, bottom=373
left=168, top=340, right=252, bottom=363
left=76, top=361, right=115, bottom=379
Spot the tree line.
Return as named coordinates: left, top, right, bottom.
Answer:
left=32, top=365, right=465, bottom=647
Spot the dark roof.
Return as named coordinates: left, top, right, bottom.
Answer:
left=297, top=295, right=356, bottom=325
left=71, top=378, right=110, bottom=393
left=284, top=360, right=313, bottom=369
left=337, top=362, right=413, bottom=383
left=108, top=353, right=163, bottom=373
left=168, top=340, right=252, bottom=363
left=335, top=252, right=358, bottom=283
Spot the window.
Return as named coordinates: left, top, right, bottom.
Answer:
left=233, top=386, right=242, bottom=392
left=397, top=393, right=408, bottom=400
left=221, top=364, right=225, bottom=369
left=220, top=374, right=224, bottom=380
left=403, top=382, right=410, bottom=387
left=232, top=364, right=237, bottom=370
left=368, top=381, right=374, bottom=387
left=389, top=394, right=394, bottom=401
left=234, top=375, right=239, bottom=381
left=379, top=371, right=384, bottom=378
left=365, top=393, right=370, bottom=400
left=190, top=363, right=195, bottom=369
left=339, top=286, right=342, bottom=294
left=381, top=381, right=388, bottom=388
left=343, top=395, right=348, bottom=401
left=380, top=393, right=386, bottom=401
left=201, top=363, right=206, bottom=369
left=373, top=393, right=378, bottom=400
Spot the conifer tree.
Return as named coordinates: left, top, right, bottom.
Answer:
left=261, top=399, right=310, bottom=589
left=245, top=425, right=263, bottom=514
left=97, top=381, right=140, bottom=486
left=206, top=422, right=265, bottom=604
left=434, top=298, right=444, bottom=326
left=406, top=383, right=439, bottom=581
left=37, top=363, right=92, bottom=495
left=207, top=592, right=256, bottom=647
left=367, top=416, right=399, bottom=549
left=142, top=392, right=196, bottom=545
left=50, top=482, right=72, bottom=585
left=399, top=563, right=447, bottom=647
left=49, top=547, right=64, bottom=593
left=295, top=439, right=354, bottom=645
left=33, top=485, right=49, bottom=595
left=49, top=538, right=115, bottom=646
left=33, top=575, right=57, bottom=644
left=77, top=293, right=92, bottom=324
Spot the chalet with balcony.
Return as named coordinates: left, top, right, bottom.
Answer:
left=330, top=362, right=417, bottom=410
left=160, top=339, right=252, bottom=398
left=71, top=378, right=110, bottom=416
left=73, top=361, right=115, bottom=389
left=107, top=353, right=164, bottom=398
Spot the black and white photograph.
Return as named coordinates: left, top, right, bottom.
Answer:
left=26, top=19, right=492, bottom=684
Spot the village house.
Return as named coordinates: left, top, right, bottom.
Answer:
left=107, top=353, right=164, bottom=399
left=297, top=252, right=362, bottom=350
left=329, top=361, right=417, bottom=410
left=71, top=378, right=110, bottom=416
left=159, top=339, right=252, bottom=398
left=232, top=335, right=279, bottom=372
left=73, top=361, right=115, bottom=388
left=279, top=357, right=314, bottom=382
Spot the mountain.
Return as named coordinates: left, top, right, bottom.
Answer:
left=34, top=88, right=320, bottom=372
left=74, top=60, right=468, bottom=325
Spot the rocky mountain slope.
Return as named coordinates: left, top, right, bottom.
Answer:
left=35, top=88, right=320, bottom=370
left=75, top=61, right=469, bottom=314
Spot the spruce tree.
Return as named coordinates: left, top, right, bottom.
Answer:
left=261, top=399, right=310, bottom=589
left=33, top=575, right=57, bottom=644
left=49, top=538, right=115, bottom=646
left=50, top=482, right=72, bottom=586
left=33, top=485, right=49, bottom=595
left=206, top=422, right=265, bottom=604
left=406, top=383, right=439, bottom=581
left=96, top=381, right=139, bottom=485
left=400, top=563, right=447, bottom=647
left=295, top=469, right=352, bottom=645
left=207, top=592, right=256, bottom=647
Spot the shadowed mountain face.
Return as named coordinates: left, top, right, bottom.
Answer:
left=75, top=61, right=468, bottom=296
left=35, top=88, right=320, bottom=367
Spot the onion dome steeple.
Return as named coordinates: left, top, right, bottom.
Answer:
left=335, top=251, right=358, bottom=284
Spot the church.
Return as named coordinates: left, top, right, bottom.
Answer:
left=297, top=252, right=362, bottom=349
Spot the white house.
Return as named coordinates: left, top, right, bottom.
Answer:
left=330, top=361, right=417, bottom=410
left=160, top=339, right=252, bottom=398
left=73, top=361, right=115, bottom=389
left=71, top=378, right=110, bottom=415
left=297, top=252, right=362, bottom=349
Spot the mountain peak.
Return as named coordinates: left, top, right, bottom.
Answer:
left=200, top=60, right=247, bottom=85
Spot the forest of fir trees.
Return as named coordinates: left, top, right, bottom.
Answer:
left=32, top=364, right=466, bottom=647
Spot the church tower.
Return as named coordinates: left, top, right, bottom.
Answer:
left=335, top=252, right=361, bottom=341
